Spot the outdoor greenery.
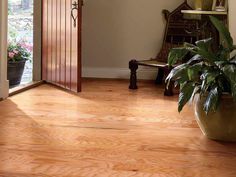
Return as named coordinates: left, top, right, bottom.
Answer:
left=8, top=0, right=33, bottom=47
left=7, top=0, right=34, bottom=84
left=166, top=16, right=236, bottom=114
left=8, top=0, right=33, bottom=15
left=8, top=0, right=33, bottom=63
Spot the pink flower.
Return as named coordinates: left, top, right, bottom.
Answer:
left=27, top=45, right=33, bottom=52
left=19, top=42, right=33, bottom=52
left=8, top=52, right=15, bottom=59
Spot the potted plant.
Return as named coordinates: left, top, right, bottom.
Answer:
left=166, top=16, right=236, bottom=142
left=7, top=41, right=32, bottom=86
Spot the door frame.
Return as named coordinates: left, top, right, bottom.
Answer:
left=0, top=0, right=42, bottom=99
left=0, top=0, right=9, bottom=99
left=33, top=0, right=42, bottom=81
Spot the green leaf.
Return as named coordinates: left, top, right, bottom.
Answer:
left=200, top=71, right=219, bottom=94
left=187, top=62, right=203, bottom=80
left=214, top=61, right=228, bottom=68
left=200, top=77, right=209, bottom=95
left=209, top=16, right=234, bottom=50
left=178, top=82, right=195, bottom=112
left=196, top=38, right=212, bottom=51
left=217, top=75, right=231, bottom=92
left=217, top=45, right=230, bottom=61
left=166, top=63, right=188, bottom=81
left=196, top=47, right=218, bottom=63
left=168, top=48, right=189, bottom=66
left=191, top=37, right=218, bottom=63
left=175, top=74, right=190, bottom=86
left=203, top=85, right=220, bottom=114
left=166, top=64, right=189, bottom=89
left=190, top=85, right=201, bottom=103
left=187, top=54, right=203, bottom=65
left=230, top=57, right=236, bottom=64
left=206, top=72, right=219, bottom=85
left=184, top=42, right=198, bottom=51
left=222, top=64, right=236, bottom=100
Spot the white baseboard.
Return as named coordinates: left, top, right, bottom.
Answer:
left=82, top=67, right=158, bottom=80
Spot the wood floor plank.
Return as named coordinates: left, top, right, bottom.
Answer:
left=0, top=79, right=235, bottom=177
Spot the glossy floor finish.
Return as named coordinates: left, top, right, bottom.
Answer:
left=0, top=79, right=236, bottom=177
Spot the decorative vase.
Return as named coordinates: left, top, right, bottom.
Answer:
left=7, top=60, right=26, bottom=87
left=194, top=94, right=236, bottom=142
left=194, top=0, right=213, bottom=10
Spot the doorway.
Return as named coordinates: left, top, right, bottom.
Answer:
left=7, top=0, right=42, bottom=94
left=0, top=0, right=81, bottom=98
left=8, top=0, right=34, bottom=89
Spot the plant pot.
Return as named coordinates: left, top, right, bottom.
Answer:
left=7, top=60, right=26, bottom=87
left=194, top=94, right=236, bottom=142
left=194, top=0, right=213, bottom=10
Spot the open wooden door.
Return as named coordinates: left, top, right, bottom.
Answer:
left=42, top=0, right=81, bottom=92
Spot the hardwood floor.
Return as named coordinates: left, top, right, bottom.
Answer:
left=0, top=79, right=236, bottom=177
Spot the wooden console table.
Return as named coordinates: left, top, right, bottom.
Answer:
left=181, top=10, right=227, bottom=15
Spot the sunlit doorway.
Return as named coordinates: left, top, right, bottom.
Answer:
left=8, top=0, right=34, bottom=89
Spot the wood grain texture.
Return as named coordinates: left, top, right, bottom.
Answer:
left=46, top=0, right=52, bottom=81
left=71, top=0, right=79, bottom=92
left=42, top=0, right=81, bottom=92
left=60, top=0, right=66, bottom=87
left=56, top=0, right=61, bottom=84
left=42, top=0, right=48, bottom=81
left=0, top=79, right=236, bottom=177
left=65, top=0, right=71, bottom=90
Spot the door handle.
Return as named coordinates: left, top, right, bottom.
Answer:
left=71, top=1, right=79, bottom=28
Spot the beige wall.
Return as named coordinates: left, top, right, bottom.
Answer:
left=82, top=0, right=186, bottom=79
left=229, top=0, right=236, bottom=41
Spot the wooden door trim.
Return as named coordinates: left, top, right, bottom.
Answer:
left=33, top=0, right=42, bottom=82
left=0, top=0, right=9, bottom=99
left=77, top=0, right=82, bottom=92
